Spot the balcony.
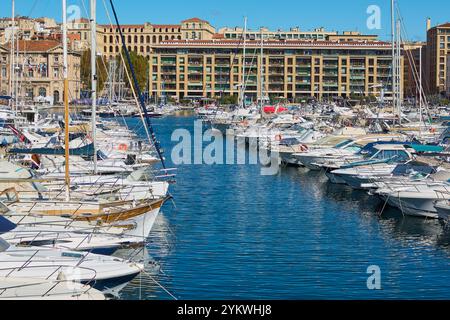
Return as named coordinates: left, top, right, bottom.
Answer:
left=215, top=85, right=230, bottom=91
left=161, top=58, right=177, bottom=66
left=268, top=85, right=284, bottom=91
left=323, top=64, right=338, bottom=69
left=188, top=66, right=203, bottom=74
left=350, top=64, right=366, bottom=70
left=269, top=68, right=284, bottom=75
left=161, top=67, right=177, bottom=74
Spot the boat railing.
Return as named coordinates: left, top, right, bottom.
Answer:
left=0, top=264, right=98, bottom=289
left=0, top=278, right=95, bottom=299
left=5, top=249, right=40, bottom=278
left=379, top=180, right=450, bottom=195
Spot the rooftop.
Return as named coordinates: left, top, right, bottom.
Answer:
left=182, top=17, right=209, bottom=24
left=154, top=39, right=392, bottom=49
left=2, top=39, right=60, bottom=52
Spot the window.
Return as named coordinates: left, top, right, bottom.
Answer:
left=53, top=67, right=59, bottom=78
left=38, top=87, right=47, bottom=97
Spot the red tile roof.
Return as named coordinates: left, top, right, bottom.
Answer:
left=436, top=22, right=450, bottom=28
left=70, top=17, right=90, bottom=23
left=99, top=24, right=145, bottom=29
left=182, top=17, right=208, bottom=23
left=3, top=40, right=60, bottom=52
left=212, top=33, right=225, bottom=39
left=155, top=39, right=392, bottom=49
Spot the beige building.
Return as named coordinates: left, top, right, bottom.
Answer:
left=403, top=42, right=426, bottom=99
left=68, top=17, right=91, bottom=51
left=0, top=16, right=58, bottom=43
left=219, top=26, right=377, bottom=42
left=97, top=18, right=215, bottom=58
left=426, top=21, right=450, bottom=94
left=0, top=40, right=81, bottom=104
left=149, top=39, right=402, bottom=102
left=447, top=55, right=450, bottom=97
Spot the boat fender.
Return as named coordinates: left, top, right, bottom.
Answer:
left=57, top=271, right=67, bottom=281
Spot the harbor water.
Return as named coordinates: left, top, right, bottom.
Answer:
left=121, top=115, right=450, bottom=300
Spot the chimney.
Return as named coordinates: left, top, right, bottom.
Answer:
left=426, top=18, right=431, bottom=31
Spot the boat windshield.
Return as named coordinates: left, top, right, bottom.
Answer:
left=392, top=164, right=436, bottom=176
left=279, top=138, right=301, bottom=146
left=334, top=139, right=353, bottom=148
left=0, top=202, right=10, bottom=214
left=0, top=238, right=10, bottom=252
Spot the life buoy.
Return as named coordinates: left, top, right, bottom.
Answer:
left=118, top=143, right=128, bottom=151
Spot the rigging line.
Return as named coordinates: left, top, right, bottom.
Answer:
left=141, top=269, right=178, bottom=300
left=395, top=5, right=433, bottom=124
left=100, top=0, right=153, bottom=148
left=108, top=0, right=166, bottom=169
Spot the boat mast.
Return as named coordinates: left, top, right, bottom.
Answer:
left=259, top=28, right=264, bottom=109
left=9, top=0, right=15, bottom=110
left=62, top=0, right=70, bottom=201
left=396, top=19, right=401, bottom=125
left=90, top=0, right=97, bottom=174
left=419, top=45, right=423, bottom=134
left=391, top=0, right=396, bottom=123
left=240, top=16, right=247, bottom=109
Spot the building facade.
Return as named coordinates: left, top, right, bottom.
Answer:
left=0, top=40, right=81, bottom=104
left=403, top=42, right=426, bottom=99
left=426, top=22, right=450, bottom=94
left=447, top=54, right=450, bottom=97
left=149, top=39, right=402, bottom=102
left=97, top=18, right=215, bottom=59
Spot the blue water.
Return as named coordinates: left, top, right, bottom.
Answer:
left=120, top=114, right=450, bottom=300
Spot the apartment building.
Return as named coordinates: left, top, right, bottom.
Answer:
left=0, top=16, right=58, bottom=43
left=219, top=26, right=378, bottom=42
left=426, top=21, right=450, bottom=94
left=0, top=40, right=81, bottom=104
left=403, top=42, right=426, bottom=99
left=447, top=55, right=450, bottom=97
left=149, top=39, right=402, bottom=102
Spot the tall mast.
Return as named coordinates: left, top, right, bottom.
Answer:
left=90, top=0, right=97, bottom=174
left=419, top=45, right=423, bottom=132
left=391, top=0, right=396, bottom=119
left=62, top=0, right=70, bottom=201
left=259, top=28, right=264, bottom=108
left=396, top=19, right=401, bottom=125
left=240, top=16, right=247, bottom=109
left=9, top=0, right=15, bottom=110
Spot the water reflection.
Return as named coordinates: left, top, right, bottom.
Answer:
left=120, top=115, right=450, bottom=300
left=289, top=167, right=450, bottom=252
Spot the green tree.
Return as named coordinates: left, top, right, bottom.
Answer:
left=80, top=49, right=108, bottom=94
left=220, top=94, right=238, bottom=105
left=117, top=49, right=149, bottom=93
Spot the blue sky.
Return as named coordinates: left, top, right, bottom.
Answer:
left=1, top=0, right=449, bottom=41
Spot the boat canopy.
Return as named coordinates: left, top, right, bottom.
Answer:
left=408, top=144, right=444, bottom=153
left=9, top=143, right=95, bottom=157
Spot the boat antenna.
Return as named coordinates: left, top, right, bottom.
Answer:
left=90, top=0, right=98, bottom=174
left=108, top=0, right=166, bottom=169
left=62, top=0, right=70, bottom=201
